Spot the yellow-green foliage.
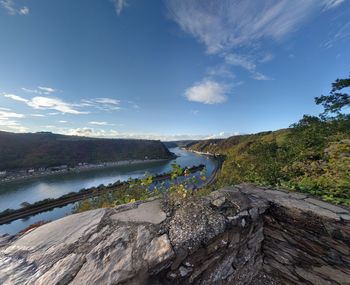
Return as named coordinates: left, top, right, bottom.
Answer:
left=189, top=117, right=350, bottom=205
left=73, top=164, right=208, bottom=213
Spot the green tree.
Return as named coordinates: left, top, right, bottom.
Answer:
left=315, top=74, right=350, bottom=118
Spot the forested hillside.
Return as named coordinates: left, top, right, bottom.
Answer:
left=189, top=75, right=350, bottom=205
left=0, top=132, right=174, bottom=171
left=163, top=140, right=197, bottom=148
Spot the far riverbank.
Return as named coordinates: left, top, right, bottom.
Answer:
left=0, top=158, right=175, bottom=185
left=0, top=148, right=218, bottom=235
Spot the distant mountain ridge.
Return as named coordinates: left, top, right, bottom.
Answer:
left=0, top=131, right=174, bottom=171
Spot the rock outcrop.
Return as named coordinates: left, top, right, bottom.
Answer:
left=0, top=185, right=349, bottom=285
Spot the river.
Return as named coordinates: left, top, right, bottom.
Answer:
left=0, top=148, right=217, bottom=235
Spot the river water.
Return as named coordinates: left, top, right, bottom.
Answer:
left=0, top=148, right=217, bottom=235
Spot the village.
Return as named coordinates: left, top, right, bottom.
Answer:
left=0, top=156, right=161, bottom=183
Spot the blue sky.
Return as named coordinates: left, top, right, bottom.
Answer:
left=0, top=0, right=349, bottom=140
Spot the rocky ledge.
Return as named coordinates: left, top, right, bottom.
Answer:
left=0, top=185, right=349, bottom=285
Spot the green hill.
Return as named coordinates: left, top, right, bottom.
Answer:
left=189, top=74, right=350, bottom=205
left=188, top=118, right=350, bottom=205
left=0, top=131, right=174, bottom=171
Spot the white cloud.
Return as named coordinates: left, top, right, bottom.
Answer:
left=322, top=0, right=345, bottom=10
left=3, top=93, right=29, bottom=103
left=167, top=0, right=344, bottom=54
left=3, top=91, right=123, bottom=114
left=38, top=86, right=57, bottom=93
left=205, top=131, right=239, bottom=139
left=259, top=53, right=274, bottom=63
left=166, top=0, right=345, bottom=82
left=61, top=127, right=106, bottom=137
left=21, top=88, right=40, bottom=94
left=27, top=97, right=88, bottom=114
left=18, top=6, right=29, bottom=15
left=206, top=65, right=235, bottom=79
left=1, top=0, right=29, bottom=15
left=51, top=126, right=238, bottom=141
left=30, top=114, right=46, bottom=117
left=4, top=93, right=87, bottom=115
left=185, top=80, right=228, bottom=104
left=0, top=123, right=28, bottom=132
left=42, top=125, right=56, bottom=129
left=0, top=110, right=24, bottom=119
left=0, top=110, right=27, bottom=132
left=58, top=120, right=68, bottom=123
left=79, top=97, right=121, bottom=111
left=323, top=21, right=350, bottom=49
left=225, top=54, right=256, bottom=72
left=22, top=86, right=57, bottom=95
left=113, top=0, right=128, bottom=15
left=252, top=72, right=271, bottom=81
left=89, top=121, right=114, bottom=126
left=94, top=98, right=120, bottom=105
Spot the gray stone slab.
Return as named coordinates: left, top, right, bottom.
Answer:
left=265, top=190, right=290, bottom=197
left=340, top=214, right=350, bottom=221
left=271, top=197, right=340, bottom=220
left=4, top=208, right=106, bottom=254
left=305, top=198, right=349, bottom=214
left=287, top=192, right=308, bottom=200
left=111, top=199, right=166, bottom=224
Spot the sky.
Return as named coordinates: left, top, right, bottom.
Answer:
left=0, top=0, right=349, bottom=141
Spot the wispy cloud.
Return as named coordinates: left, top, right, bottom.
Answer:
left=27, top=97, right=88, bottom=114
left=1, top=0, right=29, bottom=15
left=0, top=121, right=28, bottom=132
left=0, top=110, right=24, bottom=119
left=89, top=121, right=114, bottom=126
left=322, top=0, right=345, bottom=11
left=206, top=65, right=235, bottom=79
left=185, top=79, right=228, bottom=104
left=166, top=0, right=329, bottom=54
left=38, top=86, right=57, bottom=93
left=323, top=21, right=350, bottom=49
left=94, top=98, right=120, bottom=105
left=3, top=90, right=124, bottom=115
left=18, top=6, right=28, bottom=15
left=225, top=53, right=270, bottom=80
left=22, top=86, right=57, bottom=95
left=259, top=53, right=274, bottom=63
left=166, top=0, right=345, bottom=54
left=30, top=114, right=46, bottom=117
left=0, top=107, right=11, bottom=111
left=78, top=97, right=121, bottom=111
left=166, top=0, right=345, bottom=83
left=3, top=93, right=88, bottom=114
left=50, top=126, right=238, bottom=141
left=112, top=0, right=128, bottom=15
left=3, top=93, right=28, bottom=103
left=0, top=110, right=27, bottom=132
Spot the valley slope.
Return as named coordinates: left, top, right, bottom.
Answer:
left=187, top=118, right=350, bottom=205
left=0, top=131, right=174, bottom=171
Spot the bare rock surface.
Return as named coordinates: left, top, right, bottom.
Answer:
left=111, top=199, right=166, bottom=224
left=5, top=209, right=106, bottom=254
left=0, top=185, right=349, bottom=285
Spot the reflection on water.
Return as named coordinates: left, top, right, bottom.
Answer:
left=0, top=148, right=217, bottom=235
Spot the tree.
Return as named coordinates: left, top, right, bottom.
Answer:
left=315, top=74, right=350, bottom=118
